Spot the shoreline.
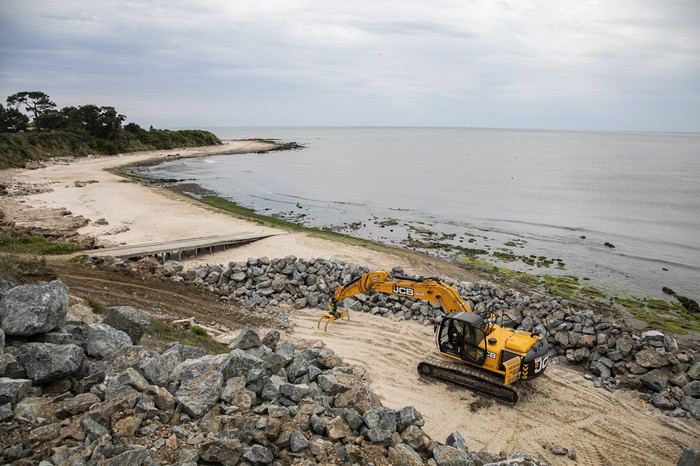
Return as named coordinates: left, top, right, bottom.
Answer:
left=1, top=139, right=698, bottom=338
left=122, top=146, right=700, bottom=338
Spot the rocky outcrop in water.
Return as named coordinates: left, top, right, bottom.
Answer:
left=0, top=277, right=552, bottom=465
left=91, top=255, right=700, bottom=421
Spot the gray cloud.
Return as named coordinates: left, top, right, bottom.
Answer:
left=1, top=0, right=698, bottom=131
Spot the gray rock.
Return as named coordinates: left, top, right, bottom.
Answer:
left=138, top=354, right=170, bottom=386
left=388, top=443, right=424, bottom=465
left=326, top=415, right=352, bottom=440
left=86, top=323, right=132, bottom=358
left=17, top=342, right=83, bottom=383
left=80, top=416, right=111, bottom=440
left=680, top=396, right=700, bottom=420
left=651, top=393, right=675, bottom=410
left=640, top=369, right=669, bottom=392
left=286, top=348, right=318, bottom=380
left=397, top=405, right=425, bottom=432
left=220, top=349, right=264, bottom=380
left=279, top=382, right=310, bottom=402
left=200, top=439, right=243, bottom=465
left=0, top=328, right=4, bottom=352
left=289, top=430, right=309, bottom=452
left=229, top=324, right=261, bottom=350
left=174, top=358, right=224, bottom=418
left=432, top=445, right=472, bottom=466
left=242, top=444, right=273, bottom=464
left=317, top=371, right=351, bottom=395
left=615, top=335, right=634, bottom=356
left=102, top=446, right=149, bottom=465
left=687, top=362, right=700, bottom=381
left=166, top=341, right=208, bottom=361
left=677, top=448, right=698, bottom=466
left=401, top=424, right=431, bottom=452
left=261, top=330, right=280, bottom=351
left=0, top=402, right=12, bottom=422
left=446, top=431, right=469, bottom=453
left=0, top=352, right=21, bottom=377
left=0, top=281, right=68, bottom=336
left=551, top=444, right=569, bottom=455
left=641, top=330, right=665, bottom=342
left=102, top=306, right=150, bottom=344
left=0, top=377, right=32, bottom=405
left=635, top=348, right=669, bottom=369
left=363, top=406, right=397, bottom=444
left=682, top=380, right=700, bottom=398
left=589, top=361, right=611, bottom=379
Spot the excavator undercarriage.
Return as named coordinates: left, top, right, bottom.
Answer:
left=417, top=356, right=523, bottom=403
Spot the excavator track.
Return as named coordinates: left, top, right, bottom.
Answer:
left=417, top=356, right=523, bottom=403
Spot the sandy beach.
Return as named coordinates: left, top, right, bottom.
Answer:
left=1, top=141, right=698, bottom=465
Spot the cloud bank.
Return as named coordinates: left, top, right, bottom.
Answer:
left=1, top=0, right=698, bottom=131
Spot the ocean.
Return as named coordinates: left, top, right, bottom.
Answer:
left=139, top=127, right=700, bottom=300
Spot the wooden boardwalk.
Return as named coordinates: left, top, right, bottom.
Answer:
left=87, top=232, right=274, bottom=261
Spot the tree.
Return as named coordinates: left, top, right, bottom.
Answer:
left=0, top=104, right=30, bottom=132
left=6, top=91, right=57, bottom=130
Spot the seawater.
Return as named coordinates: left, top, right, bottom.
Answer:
left=145, top=127, right=700, bottom=300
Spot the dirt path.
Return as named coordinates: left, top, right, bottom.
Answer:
left=290, top=309, right=699, bottom=465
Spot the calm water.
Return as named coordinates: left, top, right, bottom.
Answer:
left=143, top=127, right=700, bottom=300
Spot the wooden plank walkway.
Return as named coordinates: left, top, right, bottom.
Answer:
left=87, top=232, right=274, bottom=261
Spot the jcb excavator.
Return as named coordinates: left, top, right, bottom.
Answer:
left=318, top=271, right=548, bottom=402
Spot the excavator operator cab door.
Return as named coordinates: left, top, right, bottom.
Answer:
left=438, top=314, right=487, bottom=366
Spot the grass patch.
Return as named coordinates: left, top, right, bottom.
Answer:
left=142, top=318, right=229, bottom=354
left=0, top=235, right=83, bottom=255
left=83, top=296, right=107, bottom=314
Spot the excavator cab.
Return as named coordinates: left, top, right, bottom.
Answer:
left=437, top=312, right=488, bottom=366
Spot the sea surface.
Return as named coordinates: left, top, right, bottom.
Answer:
left=140, top=127, right=700, bottom=300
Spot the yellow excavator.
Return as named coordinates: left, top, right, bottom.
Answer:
left=318, top=271, right=548, bottom=402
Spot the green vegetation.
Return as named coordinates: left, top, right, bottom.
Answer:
left=376, top=218, right=399, bottom=227
left=194, top=196, right=402, bottom=256
left=84, top=296, right=107, bottom=315
left=0, top=235, right=82, bottom=255
left=614, top=296, right=700, bottom=334
left=143, top=319, right=229, bottom=354
left=189, top=325, right=209, bottom=337
left=0, top=90, right=221, bottom=168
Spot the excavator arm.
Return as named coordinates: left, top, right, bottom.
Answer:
left=318, top=271, right=473, bottom=330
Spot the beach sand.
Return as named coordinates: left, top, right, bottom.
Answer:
left=2, top=141, right=698, bottom=465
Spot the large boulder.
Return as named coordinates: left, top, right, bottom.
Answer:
left=174, top=358, right=223, bottom=418
left=634, top=349, right=669, bottom=369
left=0, top=281, right=68, bottom=336
left=86, top=323, right=132, bottom=358
left=17, top=343, right=83, bottom=383
left=228, top=324, right=261, bottom=350
left=102, top=306, right=150, bottom=344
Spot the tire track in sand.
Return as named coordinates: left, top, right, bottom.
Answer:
left=290, top=309, right=700, bottom=465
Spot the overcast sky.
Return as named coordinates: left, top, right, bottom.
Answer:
left=1, top=1, right=698, bottom=132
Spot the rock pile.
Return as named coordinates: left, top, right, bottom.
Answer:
left=0, top=277, right=551, bottom=465
left=92, top=255, right=700, bottom=421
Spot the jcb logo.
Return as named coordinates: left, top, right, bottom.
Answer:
left=393, top=286, right=414, bottom=297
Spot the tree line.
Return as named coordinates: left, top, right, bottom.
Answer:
left=0, top=91, right=220, bottom=168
